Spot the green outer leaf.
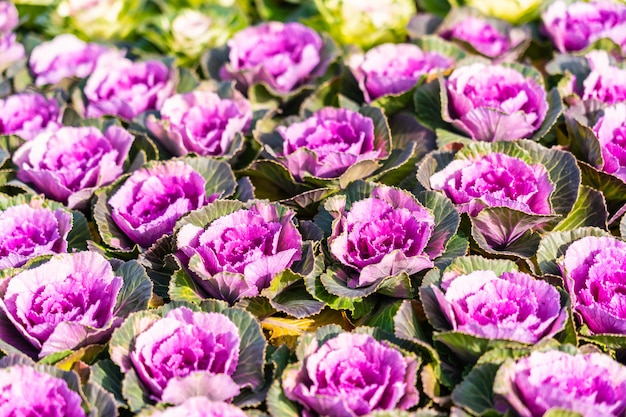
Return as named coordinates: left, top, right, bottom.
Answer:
left=415, top=150, right=456, bottom=190
left=565, top=115, right=603, bottom=168
left=434, top=331, right=525, bottom=364
left=109, top=309, right=158, bottom=378
left=443, top=256, right=519, bottom=278
left=580, top=333, right=626, bottom=350
left=337, top=160, right=382, bottom=189
left=37, top=349, right=73, bottom=365
left=414, top=80, right=449, bottom=131
left=83, top=382, right=118, bottom=417
left=536, top=227, right=610, bottom=275
left=174, top=199, right=244, bottom=232
left=304, top=271, right=375, bottom=314
left=532, top=88, right=563, bottom=141
left=0, top=134, right=24, bottom=155
left=240, top=160, right=310, bottom=201
left=433, top=234, right=469, bottom=271
left=416, top=0, right=451, bottom=16
left=291, top=241, right=325, bottom=281
left=266, top=373, right=300, bottom=417
left=319, top=266, right=380, bottom=298
left=0, top=148, right=9, bottom=167
left=359, top=106, right=392, bottom=156
left=579, top=160, right=626, bottom=216
left=418, top=190, right=459, bottom=259
left=361, top=298, right=403, bottom=333
left=264, top=269, right=325, bottom=319
left=543, top=409, right=584, bottom=417
left=113, top=260, right=153, bottom=318
left=435, top=128, right=472, bottom=148
left=394, top=300, right=431, bottom=346
left=413, top=35, right=467, bottom=62
left=183, top=157, right=237, bottom=199
left=122, top=368, right=151, bottom=413
left=93, top=185, right=137, bottom=252
left=471, top=207, right=558, bottom=258
left=553, top=185, right=608, bottom=231
left=419, top=286, right=452, bottom=331
left=90, top=359, right=126, bottom=408
left=451, top=363, right=499, bottom=415
left=518, top=140, right=580, bottom=218
left=67, top=211, right=91, bottom=251
left=169, top=267, right=209, bottom=304
left=222, top=307, right=267, bottom=403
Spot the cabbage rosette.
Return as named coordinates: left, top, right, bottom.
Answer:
left=109, top=301, right=266, bottom=412
left=14, top=123, right=134, bottom=209
left=0, top=250, right=151, bottom=360
left=267, top=325, right=424, bottom=417
left=417, top=140, right=580, bottom=258
left=421, top=256, right=569, bottom=363
left=250, top=105, right=416, bottom=205
left=348, top=37, right=464, bottom=115
left=208, top=21, right=339, bottom=102
left=414, top=58, right=562, bottom=144
left=556, top=235, right=626, bottom=347
left=436, top=7, right=531, bottom=62
left=494, top=347, right=626, bottom=417
left=93, top=157, right=237, bottom=252
left=0, top=193, right=91, bottom=270
left=171, top=199, right=326, bottom=318
left=0, top=353, right=116, bottom=417
left=310, top=181, right=461, bottom=315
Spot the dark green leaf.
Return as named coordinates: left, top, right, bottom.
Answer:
left=114, top=260, right=153, bottom=317
left=536, top=227, right=610, bottom=275
left=553, top=185, right=608, bottom=231
left=451, top=363, right=499, bottom=415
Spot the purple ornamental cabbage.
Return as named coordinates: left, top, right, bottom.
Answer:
left=0, top=1, right=18, bottom=33
left=276, top=107, right=388, bottom=180
left=222, top=21, right=325, bottom=93
left=176, top=201, right=303, bottom=303
left=495, top=350, right=626, bottom=417
left=142, top=397, right=248, bottom=417
left=0, top=365, right=85, bottom=417
left=0, top=32, right=23, bottom=73
left=14, top=125, right=134, bottom=208
left=29, top=34, right=113, bottom=86
left=445, top=63, right=548, bottom=141
left=146, top=90, right=252, bottom=157
left=440, top=16, right=512, bottom=58
left=560, top=235, right=626, bottom=334
left=349, top=43, right=453, bottom=102
left=0, top=251, right=123, bottom=358
left=121, top=306, right=242, bottom=404
left=592, top=103, right=626, bottom=181
left=282, top=332, right=419, bottom=417
left=429, top=270, right=566, bottom=343
left=430, top=152, right=553, bottom=216
left=542, top=0, right=626, bottom=53
left=583, top=50, right=626, bottom=104
left=328, top=185, right=435, bottom=288
left=0, top=204, right=71, bottom=269
left=109, top=160, right=207, bottom=248
left=84, top=52, right=175, bottom=120
left=0, top=92, right=60, bottom=140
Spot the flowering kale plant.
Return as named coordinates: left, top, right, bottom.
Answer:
left=2, top=1, right=626, bottom=416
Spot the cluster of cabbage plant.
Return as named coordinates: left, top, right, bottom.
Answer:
left=4, top=0, right=626, bottom=416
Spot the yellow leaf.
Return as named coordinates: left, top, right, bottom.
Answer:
left=261, top=309, right=352, bottom=349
